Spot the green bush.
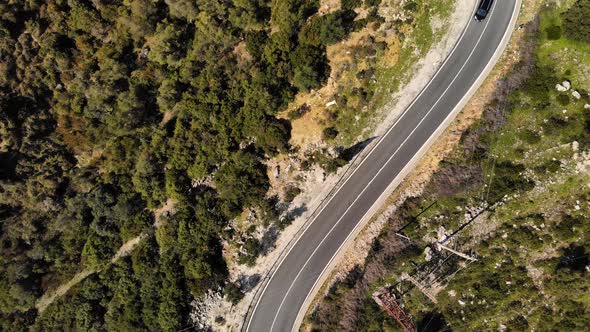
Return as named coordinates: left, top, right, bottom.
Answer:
left=524, top=65, right=557, bottom=106
left=284, top=186, right=302, bottom=203
left=224, top=282, right=244, bottom=305
left=238, top=238, right=261, bottom=266
left=341, top=0, right=363, bottom=10
left=556, top=93, right=570, bottom=106
left=518, top=129, right=541, bottom=144
left=486, top=161, right=535, bottom=202
left=554, top=215, right=582, bottom=241
left=561, top=0, right=590, bottom=43
left=366, top=0, right=382, bottom=7
left=288, top=103, right=311, bottom=120
left=300, top=10, right=357, bottom=46
left=545, top=25, right=562, bottom=40
left=323, top=126, right=339, bottom=140
left=534, top=159, right=561, bottom=174
left=403, top=1, right=419, bottom=12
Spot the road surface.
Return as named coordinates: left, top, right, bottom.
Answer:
left=245, top=1, right=519, bottom=331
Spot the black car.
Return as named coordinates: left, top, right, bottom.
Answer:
left=474, top=0, right=493, bottom=21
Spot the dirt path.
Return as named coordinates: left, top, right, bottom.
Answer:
left=35, top=199, right=175, bottom=313
left=35, top=269, right=96, bottom=313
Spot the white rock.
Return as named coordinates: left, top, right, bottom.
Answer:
left=572, top=90, right=581, bottom=99
left=424, top=247, right=433, bottom=261
left=562, top=109, right=568, bottom=113
left=563, top=80, right=571, bottom=90
left=448, top=290, right=457, bottom=297
left=584, top=104, right=590, bottom=109
left=573, top=141, right=579, bottom=152
left=325, top=100, right=337, bottom=107
left=556, top=83, right=567, bottom=92
left=458, top=299, right=466, bottom=306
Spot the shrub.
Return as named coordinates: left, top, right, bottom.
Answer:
left=284, top=186, right=302, bottom=203
left=324, top=156, right=347, bottom=173
left=323, top=126, right=339, bottom=140
left=524, top=65, right=557, bottom=106
left=579, top=89, right=590, bottom=102
left=224, top=282, right=244, bottom=305
left=518, top=129, right=541, bottom=144
left=366, top=0, right=382, bottom=7
left=238, top=237, right=261, bottom=266
left=341, top=0, right=362, bottom=10
left=300, top=10, right=357, bottom=46
left=288, top=103, right=311, bottom=120
left=486, top=161, right=535, bottom=202
left=403, top=1, right=418, bottom=12
left=542, top=115, right=569, bottom=136
left=291, top=45, right=329, bottom=91
left=554, top=215, right=582, bottom=241
left=534, top=159, right=561, bottom=174
left=561, top=0, right=590, bottom=43
left=556, top=93, right=570, bottom=106
left=545, top=25, right=562, bottom=40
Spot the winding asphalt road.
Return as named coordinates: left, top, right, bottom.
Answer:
left=245, top=1, right=519, bottom=331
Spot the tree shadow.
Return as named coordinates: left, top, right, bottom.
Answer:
left=260, top=203, right=308, bottom=255
left=416, top=311, right=449, bottom=332
left=236, top=273, right=261, bottom=293
left=260, top=227, right=280, bottom=255
left=338, top=136, right=378, bottom=162
left=557, top=244, right=588, bottom=272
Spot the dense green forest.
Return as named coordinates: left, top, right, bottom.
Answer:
left=0, top=0, right=380, bottom=330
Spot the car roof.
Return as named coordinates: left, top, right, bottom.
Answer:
left=478, top=0, right=493, bottom=10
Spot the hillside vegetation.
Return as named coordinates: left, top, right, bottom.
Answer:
left=0, top=0, right=386, bottom=330
left=308, top=0, right=590, bottom=330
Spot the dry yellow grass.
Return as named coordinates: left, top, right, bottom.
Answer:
left=286, top=18, right=401, bottom=149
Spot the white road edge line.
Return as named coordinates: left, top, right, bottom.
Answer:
left=290, top=0, right=522, bottom=330
left=271, top=2, right=499, bottom=330
left=245, top=1, right=478, bottom=330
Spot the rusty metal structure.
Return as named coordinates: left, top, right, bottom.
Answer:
left=372, top=200, right=486, bottom=331
left=372, top=287, right=416, bottom=332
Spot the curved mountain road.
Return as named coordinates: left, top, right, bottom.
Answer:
left=245, top=1, right=520, bottom=331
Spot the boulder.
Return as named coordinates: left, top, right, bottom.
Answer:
left=424, top=247, right=433, bottom=261
left=562, top=80, right=571, bottom=90
left=572, top=90, right=581, bottom=99
left=556, top=83, right=567, bottom=92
